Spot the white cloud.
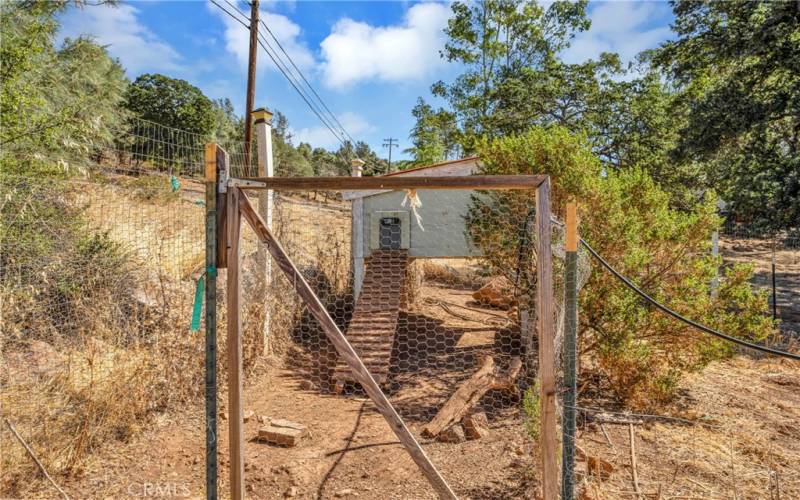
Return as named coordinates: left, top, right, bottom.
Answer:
left=59, top=4, right=183, bottom=75
left=562, top=1, right=672, bottom=65
left=320, top=2, right=451, bottom=89
left=290, top=112, right=374, bottom=149
left=209, top=2, right=314, bottom=73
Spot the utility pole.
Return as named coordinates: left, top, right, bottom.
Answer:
left=382, top=138, right=398, bottom=172
left=243, top=0, right=260, bottom=174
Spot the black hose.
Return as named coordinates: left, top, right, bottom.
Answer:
left=579, top=238, right=800, bottom=361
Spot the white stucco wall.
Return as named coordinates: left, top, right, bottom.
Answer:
left=362, top=189, right=483, bottom=258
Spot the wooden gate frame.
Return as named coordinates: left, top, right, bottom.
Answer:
left=204, top=144, right=557, bottom=500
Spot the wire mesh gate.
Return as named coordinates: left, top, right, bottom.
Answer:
left=204, top=144, right=561, bottom=499
left=5, top=115, right=796, bottom=499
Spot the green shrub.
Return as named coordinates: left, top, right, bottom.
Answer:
left=469, top=126, right=775, bottom=409
left=0, top=172, right=136, bottom=343
left=523, top=381, right=541, bottom=441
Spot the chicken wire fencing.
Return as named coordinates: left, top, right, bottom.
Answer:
left=225, top=182, right=592, bottom=499
left=2, top=118, right=570, bottom=499
left=3, top=110, right=798, bottom=500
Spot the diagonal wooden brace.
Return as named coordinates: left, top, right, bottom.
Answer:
left=236, top=189, right=457, bottom=500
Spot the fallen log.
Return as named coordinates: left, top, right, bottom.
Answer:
left=422, top=356, right=522, bottom=438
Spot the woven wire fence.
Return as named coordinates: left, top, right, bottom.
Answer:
left=3, top=118, right=566, bottom=497
left=718, top=226, right=800, bottom=340
left=3, top=113, right=798, bottom=499
left=0, top=117, right=259, bottom=498
left=241, top=186, right=572, bottom=499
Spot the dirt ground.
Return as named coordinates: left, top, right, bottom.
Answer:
left=55, top=284, right=533, bottom=500
left=575, top=356, right=800, bottom=499
left=50, top=281, right=799, bottom=500
left=56, top=355, right=800, bottom=500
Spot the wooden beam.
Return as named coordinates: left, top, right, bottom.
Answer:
left=226, top=187, right=244, bottom=500
left=238, top=175, right=546, bottom=191
left=536, top=178, right=558, bottom=500
left=203, top=143, right=219, bottom=500
left=236, top=190, right=457, bottom=500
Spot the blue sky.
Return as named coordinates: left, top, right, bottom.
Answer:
left=59, top=1, right=675, bottom=160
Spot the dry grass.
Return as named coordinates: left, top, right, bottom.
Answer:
left=575, top=357, right=800, bottom=499
left=0, top=175, right=357, bottom=498
left=420, top=258, right=489, bottom=289
left=73, top=179, right=205, bottom=280
left=0, top=175, right=206, bottom=497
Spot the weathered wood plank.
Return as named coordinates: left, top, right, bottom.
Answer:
left=236, top=190, right=457, bottom=500
left=536, top=178, right=558, bottom=500
left=238, top=175, right=546, bottom=191
left=226, top=187, right=244, bottom=500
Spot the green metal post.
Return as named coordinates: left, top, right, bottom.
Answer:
left=204, top=144, right=218, bottom=500
left=561, top=203, right=578, bottom=500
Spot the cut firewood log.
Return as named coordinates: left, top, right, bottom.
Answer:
left=462, top=412, right=490, bottom=440
left=422, top=356, right=522, bottom=438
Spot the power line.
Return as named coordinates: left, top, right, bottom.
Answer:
left=253, top=31, right=383, bottom=172
left=258, top=18, right=357, bottom=146
left=212, top=0, right=343, bottom=146
left=255, top=34, right=348, bottom=146
left=211, top=0, right=384, bottom=173
left=210, top=0, right=249, bottom=29
left=222, top=0, right=353, bottom=147
left=227, top=0, right=353, bottom=145
left=580, top=237, right=800, bottom=361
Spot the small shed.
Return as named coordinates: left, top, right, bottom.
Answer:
left=343, top=157, right=482, bottom=297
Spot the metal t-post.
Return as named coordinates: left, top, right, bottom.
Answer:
left=203, top=144, right=220, bottom=499
left=561, top=202, right=578, bottom=500
left=772, top=240, right=778, bottom=321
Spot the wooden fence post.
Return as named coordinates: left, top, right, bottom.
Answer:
left=203, top=143, right=219, bottom=500
left=253, top=107, right=274, bottom=354
left=536, top=178, right=557, bottom=500
left=226, top=183, right=244, bottom=500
